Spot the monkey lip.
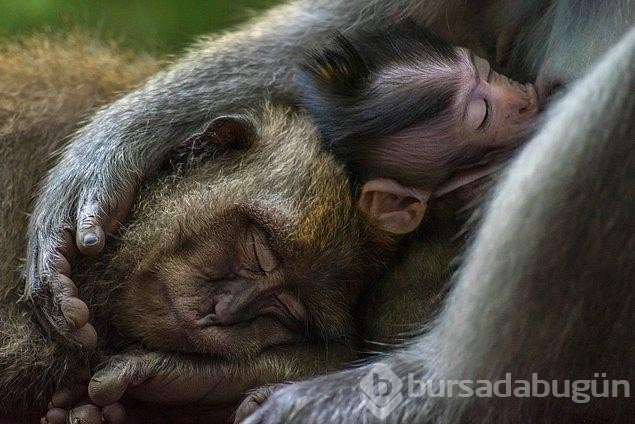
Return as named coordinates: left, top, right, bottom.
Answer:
left=183, top=313, right=303, bottom=357
left=192, top=291, right=306, bottom=329
left=174, top=292, right=307, bottom=357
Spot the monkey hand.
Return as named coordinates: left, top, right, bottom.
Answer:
left=24, top=163, right=135, bottom=349
left=234, top=384, right=287, bottom=423
left=43, top=368, right=127, bottom=424
left=86, top=351, right=237, bottom=405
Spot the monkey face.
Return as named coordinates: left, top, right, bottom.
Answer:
left=102, top=106, right=394, bottom=359
left=114, top=210, right=306, bottom=359
left=298, top=21, right=540, bottom=198
left=461, top=50, right=539, bottom=146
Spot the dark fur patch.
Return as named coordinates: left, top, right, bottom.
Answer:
left=298, top=20, right=462, bottom=178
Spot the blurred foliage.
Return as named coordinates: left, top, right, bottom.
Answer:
left=0, top=0, right=280, bottom=53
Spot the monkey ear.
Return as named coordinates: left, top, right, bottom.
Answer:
left=185, top=115, right=255, bottom=150
left=164, top=115, right=255, bottom=172
left=358, top=179, right=431, bottom=234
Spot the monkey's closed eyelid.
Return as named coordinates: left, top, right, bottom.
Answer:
left=478, top=100, right=490, bottom=130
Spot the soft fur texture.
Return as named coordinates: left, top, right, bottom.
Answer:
left=0, top=33, right=159, bottom=419
left=0, top=33, right=398, bottom=420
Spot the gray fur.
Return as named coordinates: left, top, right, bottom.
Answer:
left=19, top=0, right=635, bottom=421
left=244, top=24, right=635, bottom=423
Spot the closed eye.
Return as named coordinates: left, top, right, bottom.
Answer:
left=478, top=99, right=490, bottom=130
left=466, top=97, right=489, bottom=130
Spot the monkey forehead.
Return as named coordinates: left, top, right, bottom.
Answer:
left=114, top=106, right=368, bottom=257
left=371, top=48, right=473, bottom=91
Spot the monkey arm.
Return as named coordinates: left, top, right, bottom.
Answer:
left=24, top=0, right=421, bottom=346
left=46, top=344, right=356, bottom=423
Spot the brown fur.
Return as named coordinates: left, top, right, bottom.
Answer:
left=0, top=32, right=160, bottom=301
left=0, top=33, right=159, bottom=419
left=0, top=34, right=396, bottom=420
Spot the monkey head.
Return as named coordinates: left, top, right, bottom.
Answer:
left=299, top=20, right=539, bottom=233
left=89, top=105, right=395, bottom=360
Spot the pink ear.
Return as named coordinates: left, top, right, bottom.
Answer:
left=358, top=179, right=431, bottom=234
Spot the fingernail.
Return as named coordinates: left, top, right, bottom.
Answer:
left=82, top=233, right=99, bottom=246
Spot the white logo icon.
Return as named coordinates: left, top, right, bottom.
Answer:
left=360, top=363, right=404, bottom=418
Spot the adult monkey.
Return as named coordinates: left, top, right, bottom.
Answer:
left=244, top=26, right=635, bottom=423
left=25, top=0, right=633, bottom=347
left=0, top=34, right=398, bottom=421
left=18, top=0, right=634, bottom=421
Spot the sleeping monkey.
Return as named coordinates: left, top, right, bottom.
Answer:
left=299, top=20, right=539, bottom=234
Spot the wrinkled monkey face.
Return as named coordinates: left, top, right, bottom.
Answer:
left=106, top=107, right=393, bottom=359
left=426, top=50, right=539, bottom=195
left=123, top=210, right=307, bottom=358
left=460, top=49, right=539, bottom=146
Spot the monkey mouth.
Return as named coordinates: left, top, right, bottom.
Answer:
left=172, top=291, right=307, bottom=358
left=193, top=291, right=306, bottom=330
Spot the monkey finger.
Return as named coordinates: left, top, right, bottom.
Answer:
left=76, top=200, right=106, bottom=256
left=88, top=369, right=129, bottom=406
left=67, top=404, right=102, bottom=424
left=56, top=228, right=77, bottom=266
left=76, top=225, right=105, bottom=256
left=44, top=407, right=67, bottom=424
left=234, top=385, right=280, bottom=423
left=59, top=297, right=90, bottom=330
left=51, top=384, right=88, bottom=409
left=76, top=187, right=135, bottom=256
left=52, top=274, right=79, bottom=299
left=54, top=254, right=72, bottom=277
left=71, top=323, right=98, bottom=351
left=102, top=403, right=127, bottom=423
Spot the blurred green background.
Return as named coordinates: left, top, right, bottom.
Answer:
left=0, top=0, right=280, bottom=53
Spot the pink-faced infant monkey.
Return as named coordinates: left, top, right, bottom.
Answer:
left=299, top=20, right=539, bottom=234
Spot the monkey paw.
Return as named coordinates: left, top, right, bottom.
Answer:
left=234, top=384, right=286, bottom=423
left=43, top=369, right=127, bottom=424
left=87, top=351, right=239, bottom=407
left=25, top=176, right=134, bottom=349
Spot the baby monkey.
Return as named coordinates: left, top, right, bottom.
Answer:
left=299, top=20, right=538, bottom=234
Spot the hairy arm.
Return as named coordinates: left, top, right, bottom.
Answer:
left=25, top=0, right=429, bottom=345
left=45, top=344, right=355, bottom=423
